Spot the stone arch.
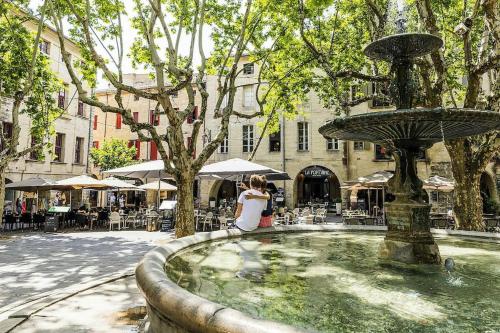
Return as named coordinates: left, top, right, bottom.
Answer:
left=209, top=180, right=237, bottom=207
left=293, top=165, right=341, bottom=207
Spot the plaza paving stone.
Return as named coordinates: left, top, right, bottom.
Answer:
left=0, top=231, right=174, bottom=316
left=11, top=276, right=143, bottom=333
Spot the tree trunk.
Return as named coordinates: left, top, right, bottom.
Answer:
left=175, top=172, right=195, bottom=238
left=447, top=140, right=484, bottom=231
left=0, top=167, right=6, bottom=228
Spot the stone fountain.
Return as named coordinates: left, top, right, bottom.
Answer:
left=319, top=17, right=500, bottom=264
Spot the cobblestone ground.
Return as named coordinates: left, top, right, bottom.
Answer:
left=0, top=231, right=173, bottom=313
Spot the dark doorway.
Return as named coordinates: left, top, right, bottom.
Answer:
left=296, top=166, right=340, bottom=206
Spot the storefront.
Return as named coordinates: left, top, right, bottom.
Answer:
left=295, top=166, right=341, bottom=206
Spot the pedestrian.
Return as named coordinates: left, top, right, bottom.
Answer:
left=234, top=175, right=267, bottom=231
left=119, top=194, right=125, bottom=209
left=15, top=197, right=22, bottom=215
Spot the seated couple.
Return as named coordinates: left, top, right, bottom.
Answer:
left=234, top=175, right=273, bottom=232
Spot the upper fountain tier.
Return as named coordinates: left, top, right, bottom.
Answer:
left=319, top=31, right=500, bottom=144
left=364, top=33, right=443, bottom=61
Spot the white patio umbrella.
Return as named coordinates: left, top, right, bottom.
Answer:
left=55, top=175, right=111, bottom=208
left=343, top=171, right=393, bottom=217
left=139, top=181, right=177, bottom=208
left=138, top=181, right=177, bottom=191
left=423, top=175, right=455, bottom=210
left=102, top=160, right=172, bottom=178
left=101, top=177, right=142, bottom=191
left=198, top=158, right=286, bottom=177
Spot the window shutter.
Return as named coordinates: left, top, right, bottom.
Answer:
left=93, top=115, right=98, bottom=130
left=116, top=114, right=122, bottom=129
left=133, top=112, right=139, bottom=122
left=194, top=106, right=199, bottom=120
left=135, top=140, right=141, bottom=159
left=150, top=141, right=157, bottom=160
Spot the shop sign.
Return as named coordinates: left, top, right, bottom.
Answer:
left=303, top=167, right=331, bottom=178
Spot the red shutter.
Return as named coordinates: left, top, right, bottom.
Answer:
left=194, top=106, right=199, bottom=120
left=93, top=141, right=99, bottom=149
left=128, top=140, right=134, bottom=148
left=116, top=114, right=122, bottom=129
left=187, top=137, right=196, bottom=158
left=133, top=112, right=139, bottom=122
left=156, top=114, right=160, bottom=126
left=150, top=141, right=157, bottom=160
left=135, top=140, right=141, bottom=159
left=93, top=115, right=98, bottom=130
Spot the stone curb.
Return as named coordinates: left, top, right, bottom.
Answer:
left=0, top=269, right=135, bottom=333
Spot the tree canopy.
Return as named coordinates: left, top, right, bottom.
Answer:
left=89, top=139, right=137, bottom=171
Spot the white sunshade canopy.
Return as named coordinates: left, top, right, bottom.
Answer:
left=5, top=177, right=57, bottom=191
left=103, top=160, right=172, bottom=178
left=343, top=171, right=394, bottom=188
left=101, top=177, right=143, bottom=191
left=138, top=181, right=177, bottom=191
left=423, top=175, right=455, bottom=191
left=198, top=158, right=287, bottom=178
left=55, top=175, right=111, bottom=189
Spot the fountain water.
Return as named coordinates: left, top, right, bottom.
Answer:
left=318, top=8, right=500, bottom=264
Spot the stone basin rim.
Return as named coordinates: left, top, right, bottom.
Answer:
left=135, top=225, right=499, bottom=333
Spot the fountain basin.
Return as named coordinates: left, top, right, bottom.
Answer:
left=319, top=108, right=500, bottom=144
left=136, top=226, right=500, bottom=333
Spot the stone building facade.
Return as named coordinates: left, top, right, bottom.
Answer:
left=2, top=20, right=92, bottom=205
left=94, top=57, right=499, bottom=211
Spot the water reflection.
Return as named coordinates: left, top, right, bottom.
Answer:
left=166, top=232, right=500, bottom=332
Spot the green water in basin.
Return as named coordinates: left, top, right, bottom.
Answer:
left=165, top=232, right=500, bottom=332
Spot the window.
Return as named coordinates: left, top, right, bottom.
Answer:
left=150, top=141, right=158, bottom=160
left=243, top=85, right=254, bottom=107
left=39, top=40, right=50, bottom=55
left=77, top=101, right=85, bottom=117
left=219, top=134, right=228, bottom=154
left=242, top=125, right=254, bottom=153
left=327, top=138, right=339, bottom=151
left=243, top=63, right=254, bottom=75
left=149, top=110, right=160, bottom=126
left=298, top=122, right=309, bottom=151
left=0, top=122, right=13, bottom=153
left=353, top=141, right=365, bottom=150
left=92, top=141, right=99, bottom=149
left=75, top=137, right=84, bottom=164
left=29, top=136, right=41, bottom=160
left=54, top=133, right=65, bottom=162
left=370, top=82, right=391, bottom=107
left=187, top=106, right=199, bottom=124
left=116, top=114, right=122, bottom=129
left=128, top=140, right=140, bottom=160
left=58, top=86, right=67, bottom=109
left=187, top=137, right=196, bottom=158
left=134, top=95, right=140, bottom=101
left=374, top=144, right=391, bottom=160
left=93, top=115, right=98, bottom=130
left=269, top=127, right=281, bottom=152
left=133, top=112, right=139, bottom=123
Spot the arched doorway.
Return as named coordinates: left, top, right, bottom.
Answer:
left=295, top=166, right=340, bottom=206
left=480, top=172, right=498, bottom=214
left=216, top=180, right=237, bottom=207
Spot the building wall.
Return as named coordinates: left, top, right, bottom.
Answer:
left=3, top=21, right=92, bottom=186
left=93, top=56, right=498, bottom=209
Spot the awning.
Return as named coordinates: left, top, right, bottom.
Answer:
left=198, top=158, right=289, bottom=178
left=343, top=171, right=393, bottom=188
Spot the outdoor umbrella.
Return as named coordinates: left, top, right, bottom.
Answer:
left=423, top=175, right=455, bottom=210
left=423, top=175, right=454, bottom=191
left=198, top=158, right=287, bottom=177
left=139, top=181, right=177, bottom=208
left=102, top=160, right=173, bottom=178
left=5, top=177, right=57, bottom=192
left=343, top=171, right=393, bottom=217
left=55, top=175, right=112, bottom=208
left=101, top=177, right=142, bottom=191
left=5, top=177, right=59, bottom=213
